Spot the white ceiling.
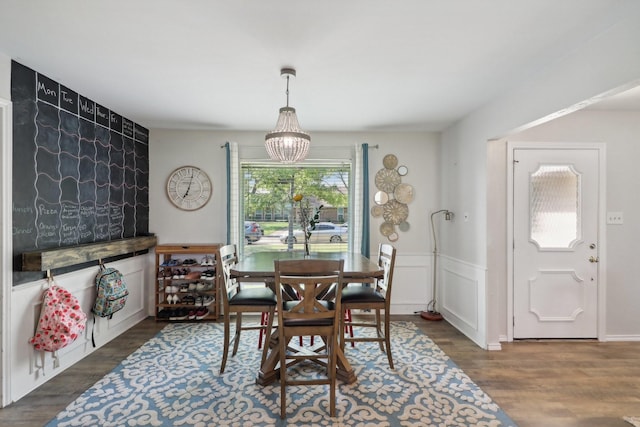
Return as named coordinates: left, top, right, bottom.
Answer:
left=0, top=0, right=638, bottom=132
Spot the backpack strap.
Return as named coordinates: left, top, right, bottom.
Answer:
left=91, top=314, right=97, bottom=348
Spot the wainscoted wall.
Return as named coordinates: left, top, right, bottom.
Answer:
left=439, top=255, right=487, bottom=349
left=389, top=253, right=430, bottom=315
left=7, top=254, right=153, bottom=404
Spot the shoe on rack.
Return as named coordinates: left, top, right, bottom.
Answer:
left=157, top=309, right=172, bottom=319
left=188, top=309, right=197, bottom=320
left=201, top=295, right=215, bottom=306
left=182, top=295, right=195, bottom=305
left=194, top=295, right=203, bottom=306
left=170, top=308, right=189, bottom=320
left=185, top=270, right=200, bottom=280
left=195, top=307, right=209, bottom=320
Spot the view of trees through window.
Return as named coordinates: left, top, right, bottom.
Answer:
left=242, top=164, right=350, bottom=255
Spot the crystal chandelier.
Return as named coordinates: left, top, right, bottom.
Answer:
left=265, top=68, right=310, bottom=163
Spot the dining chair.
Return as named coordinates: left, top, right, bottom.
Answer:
left=219, top=244, right=276, bottom=374
left=274, top=258, right=344, bottom=418
left=340, top=243, right=396, bottom=369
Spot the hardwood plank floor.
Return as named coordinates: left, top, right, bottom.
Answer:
left=1, top=315, right=638, bottom=426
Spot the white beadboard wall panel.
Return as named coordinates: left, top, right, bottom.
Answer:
left=439, top=255, right=487, bottom=349
left=390, top=253, right=430, bottom=314
left=8, top=254, right=152, bottom=404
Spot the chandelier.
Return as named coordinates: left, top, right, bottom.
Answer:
left=265, top=68, right=310, bottom=163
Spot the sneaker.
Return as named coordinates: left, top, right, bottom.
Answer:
left=195, top=307, right=209, bottom=320
left=185, top=270, right=200, bottom=280
left=201, top=295, right=215, bottom=306
left=170, top=308, right=189, bottom=320
left=188, top=309, right=197, bottom=320
left=157, top=309, right=172, bottom=319
left=195, top=295, right=203, bottom=306
left=182, top=295, right=196, bottom=305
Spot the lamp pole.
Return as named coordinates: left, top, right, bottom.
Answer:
left=421, top=209, right=452, bottom=321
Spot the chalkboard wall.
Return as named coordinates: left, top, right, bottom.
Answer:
left=11, top=61, right=150, bottom=284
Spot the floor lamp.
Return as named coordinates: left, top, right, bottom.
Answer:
left=421, top=209, right=452, bottom=321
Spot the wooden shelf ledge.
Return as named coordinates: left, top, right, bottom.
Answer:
left=21, top=235, right=158, bottom=271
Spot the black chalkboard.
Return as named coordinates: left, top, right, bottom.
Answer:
left=11, top=61, right=150, bottom=285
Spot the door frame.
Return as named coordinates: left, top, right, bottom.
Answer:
left=0, top=97, right=12, bottom=406
left=506, top=141, right=607, bottom=342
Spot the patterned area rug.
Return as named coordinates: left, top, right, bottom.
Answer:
left=46, top=321, right=517, bottom=426
left=625, top=417, right=640, bottom=426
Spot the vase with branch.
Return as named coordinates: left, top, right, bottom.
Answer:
left=293, top=194, right=323, bottom=257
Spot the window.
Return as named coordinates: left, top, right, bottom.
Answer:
left=241, top=164, right=350, bottom=255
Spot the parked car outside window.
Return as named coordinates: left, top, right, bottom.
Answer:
left=245, top=221, right=262, bottom=244
left=279, top=222, right=348, bottom=244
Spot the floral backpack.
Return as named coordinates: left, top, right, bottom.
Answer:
left=29, top=281, right=87, bottom=353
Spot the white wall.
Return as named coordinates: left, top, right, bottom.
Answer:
left=0, top=52, right=10, bottom=99
left=443, top=4, right=640, bottom=348
left=8, top=255, right=153, bottom=403
left=0, top=53, right=157, bottom=406
left=149, top=129, right=441, bottom=314
left=512, top=110, right=640, bottom=339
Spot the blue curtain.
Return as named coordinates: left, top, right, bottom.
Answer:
left=225, top=142, right=231, bottom=244
left=360, top=143, right=370, bottom=258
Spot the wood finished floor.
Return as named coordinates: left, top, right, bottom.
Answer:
left=1, top=315, right=638, bottom=426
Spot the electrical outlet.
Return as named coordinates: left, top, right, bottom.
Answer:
left=607, top=212, right=624, bottom=224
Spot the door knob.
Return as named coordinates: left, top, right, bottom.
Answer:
left=589, top=256, right=599, bottom=263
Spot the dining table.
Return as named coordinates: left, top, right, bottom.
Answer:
left=229, top=251, right=384, bottom=386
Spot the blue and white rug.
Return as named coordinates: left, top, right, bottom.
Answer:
left=46, top=321, right=517, bottom=426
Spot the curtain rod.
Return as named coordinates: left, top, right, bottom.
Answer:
left=220, top=144, right=379, bottom=149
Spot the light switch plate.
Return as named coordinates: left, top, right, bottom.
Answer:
left=607, top=212, right=624, bottom=224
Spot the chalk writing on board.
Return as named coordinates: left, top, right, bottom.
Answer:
left=11, top=60, right=150, bottom=283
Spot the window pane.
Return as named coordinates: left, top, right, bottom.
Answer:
left=530, top=164, right=580, bottom=249
left=241, top=164, right=350, bottom=255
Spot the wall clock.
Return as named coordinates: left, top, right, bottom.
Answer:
left=166, top=166, right=212, bottom=211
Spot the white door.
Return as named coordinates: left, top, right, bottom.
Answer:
left=513, top=147, right=600, bottom=338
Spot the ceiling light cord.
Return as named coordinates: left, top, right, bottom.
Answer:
left=285, top=74, right=290, bottom=107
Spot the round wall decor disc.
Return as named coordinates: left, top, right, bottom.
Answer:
left=394, top=183, right=414, bottom=204
left=380, top=221, right=395, bottom=236
left=374, top=190, right=389, bottom=205
left=375, top=168, right=401, bottom=192
left=382, top=199, right=409, bottom=225
left=383, top=154, right=398, bottom=169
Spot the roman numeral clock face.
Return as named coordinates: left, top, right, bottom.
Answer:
left=166, top=166, right=212, bottom=211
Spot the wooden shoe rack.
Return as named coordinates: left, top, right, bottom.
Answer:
left=154, top=243, right=222, bottom=321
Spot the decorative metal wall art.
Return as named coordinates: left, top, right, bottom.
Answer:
left=372, top=154, right=414, bottom=241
